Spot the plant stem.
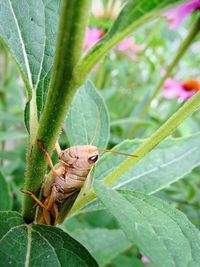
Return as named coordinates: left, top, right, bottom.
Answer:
left=129, top=16, right=200, bottom=137
left=22, top=0, right=91, bottom=223
left=29, top=89, right=38, bottom=144
left=94, top=56, right=107, bottom=89
left=70, top=91, right=200, bottom=215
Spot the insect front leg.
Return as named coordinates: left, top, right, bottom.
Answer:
left=37, top=139, right=63, bottom=177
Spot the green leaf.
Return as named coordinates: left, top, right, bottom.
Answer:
left=77, top=0, right=184, bottom=76
left=66, top=80, right=110, bottom=148
left=0, top=211, right=99, bottom=267
left=94, top=133, right=200, bottom=193
left=0, top=170, right=12, bottom=210
left=0, top=131, right=27, bottom=141
left=94, top=182, right=200, bottom=267
left=0, top=0, right=60, bottom=124
left=71, top=228, right=131, bottom=267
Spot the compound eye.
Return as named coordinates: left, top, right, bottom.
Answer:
left=88, top=154, right=98, bottom=164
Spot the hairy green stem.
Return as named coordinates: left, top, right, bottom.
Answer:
left=22, top=0, right=91, bottom=223
left=70, top=91, right=200, bottom=215
left=128, top=16, right=200, bottom=137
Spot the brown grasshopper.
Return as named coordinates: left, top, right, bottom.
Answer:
left=22, top=140, right=137, bottom=225
left=21, top=102, right=138, bottom=226
left=22, top=141, right=100, bottom=225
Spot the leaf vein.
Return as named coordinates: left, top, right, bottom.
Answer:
left=32, top=229, right=61, bottom=267
left=25, top=224, right=32, bottom=267
left=35, top=0, right=46, bottom=90
left=7, top=0, right=33, bottom=88
left=0, top=224, right=26, bottom=243
left=114, top=146, right=198, bottom=189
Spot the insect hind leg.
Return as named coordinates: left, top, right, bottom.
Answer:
left=21, top=188, right=58, bottom=225
left=42, top=185, right=58, bottom=225
left=20, top=189, right=46, bottom=209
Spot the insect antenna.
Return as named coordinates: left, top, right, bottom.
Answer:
left=89, top=102, right=103, bottom=145
left=96, top=147, right=138, bottom=157
left=89, top=102, right=138, bottom=158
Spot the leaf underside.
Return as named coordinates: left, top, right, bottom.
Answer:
left=94, top=182, right=200, bottom=267
left=66, top=80, right=110, bottom=149
left=0, top=0, right=60, bottom=128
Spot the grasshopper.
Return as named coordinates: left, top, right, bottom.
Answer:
left=22, top=142, right=100, bottom=225
left=21, top=107, right=137, bottom=225
left=22, top=140, right=137, bottom=225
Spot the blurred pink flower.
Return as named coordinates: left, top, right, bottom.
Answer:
left=84, top=27, right=104, bottom=51
left=116, top=37, right=144, bottom=60
left=84, top=28, right=143, bottom=60
left=163, top=0, right=200, bottom=29
left=163, top=78, right=200, bottom=100
left=117, top=37, right=143, bottom=52
left=141, top=255, right=150, bottom=264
